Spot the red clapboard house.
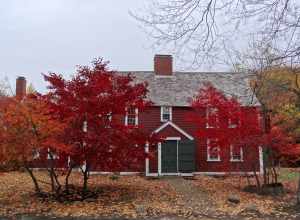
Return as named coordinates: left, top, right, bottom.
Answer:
left=15, top=55, right=264, bottom=176
left=117, top=55, right=263, bottom=176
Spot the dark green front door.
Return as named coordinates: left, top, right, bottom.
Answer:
left=161, top=140, right=178, bottom=173
left=178, top=140, right=196, bottom=173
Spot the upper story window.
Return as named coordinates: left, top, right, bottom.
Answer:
left=207, top=138, right=221, bottom=161
left=161, top=106, right=172, bottom=122
left=206, top=107, right=219, bottom=128
left=230, top=144, right=243, bottom=162
left=228, top=109, right=240, bottom=128
left=228, top=117, right=239, bottom=128
left=125, top=107, right=138, bottom=126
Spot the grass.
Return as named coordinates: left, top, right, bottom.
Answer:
left=278, top=168, right=299, bottom=182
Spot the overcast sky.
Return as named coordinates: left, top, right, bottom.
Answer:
left=0, top=0, right=179, bottom=93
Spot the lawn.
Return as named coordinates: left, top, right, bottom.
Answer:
left=192, top=168, right=299, bottom=217
left=0, top=171, right=182, bottom=218
left=0, top=169, right=299, bottom=219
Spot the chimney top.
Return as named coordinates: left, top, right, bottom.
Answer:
left=154, top=54, right=173, bottom=76
left=16, top=76, right=26, bottom=99
left=17, top=76, right=26, bottom=80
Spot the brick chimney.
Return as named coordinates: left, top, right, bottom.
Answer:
left=16, top=76, right=26, bottom=99
left=154, top=55, right=173, bottom=76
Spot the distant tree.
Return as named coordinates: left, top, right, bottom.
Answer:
left=27, top=83, right=37, bottom=95
left=0, top=95, right=67, bottom=195
left=0, top=77, right=12, bottom=97
left=253, top=67, right=300, bottom=142
left=43, top=58, right=158, bottom=198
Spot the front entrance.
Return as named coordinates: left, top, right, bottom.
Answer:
left=160, top=139, right=196, bottom=175
left=161, top=140, right=178, bottom=173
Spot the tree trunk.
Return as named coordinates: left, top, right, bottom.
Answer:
left=82, top=163, right=89, bottom=199
left=65, top=166, right=73, bottom=194
left=297, top=173, right=300, bottom=205
left=253, top=164, right=261, bottom=192
left=25, top=166, right=42, bottom=195
left=272, top=167, right=278, bottom=184
left=48, top=168, right=56, bottom=192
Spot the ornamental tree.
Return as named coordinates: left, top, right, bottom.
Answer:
left=189, top=83, right=296, bottom=190
left=43, top=59, right=158, bottom=197
left=0, top=95, right=67, bottom=194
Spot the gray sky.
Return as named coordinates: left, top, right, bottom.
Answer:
left=0, top=0, right=172, bottom=93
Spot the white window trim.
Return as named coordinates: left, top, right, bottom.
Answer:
left=207, top=138, right=221, bottom=162
left=125, top=108, right=138, bottom=126
left=230, top=144, right=244, bottom=162
left=47, top=148, right=59, bottom=160
left=161, top=106, right=172, bottom=122
left=206, top=107, right=219, bottom=128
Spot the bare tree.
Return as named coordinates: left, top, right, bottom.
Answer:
left=132, top=0, right=300, bottom=69
left=0, top=77, right=12, bottom=97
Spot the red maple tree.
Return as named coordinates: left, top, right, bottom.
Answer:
left=189, top=82, right=296, bottom=189
left=43, top=59, right=158, bottom=197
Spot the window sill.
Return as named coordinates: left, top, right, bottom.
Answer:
left=230, top=159, right=243, bottom=162
left=207, top=159, right=221, bottom=162
left=206, top=126, right=219, bottom=129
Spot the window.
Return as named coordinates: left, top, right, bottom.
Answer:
left=125, top=107, right=138, bottom=126
left=47, top=148, right=59, bottom=160
left=207, top=138, right=221, bottom=161
left=228, top=110, right=240, bottom=128
left=161, top=106, right=172, bottom=122
left=230, top=145, right=243, bottom=162
left=33, top=149, right=40, bottom=159
left=206, top=107, right=219, bottom=128
left=104, top=113, right=112, bottom=128
left=228, top=117, right=239, bottom=128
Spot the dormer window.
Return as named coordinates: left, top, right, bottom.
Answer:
left=125, top=107, right=138, bottom=126
left=161, top=106, right=172, bottom=122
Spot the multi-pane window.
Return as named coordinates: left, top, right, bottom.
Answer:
left=228, top=110, right=240, bottom=128
left=126, top=107, right=138, bottom=126
left=33, top=149, right=40, bottom=159
left=206, top=107, right=219, bottom=128
left=228, top=117, right=239, bottom=128
left=161, top=106, right=172, bottom=122
left=47, top=148, right=59, bottom=160
left=230, top=145, right=243, bottom=162
left=207, top=138, right=221, bottom=161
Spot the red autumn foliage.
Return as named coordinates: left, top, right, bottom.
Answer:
left=43, top=59, right=159, bottom=193
left=188, top=82, right=298, bottom=177
left=0, top=94, right=67, bottom=193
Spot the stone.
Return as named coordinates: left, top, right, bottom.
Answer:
left=84, top=198, right=97, bottom=203
left=244, top=204, right=259, bottom=213
left=227, top=195, right=240, bottom=204
left=135, top=204, right=146, bottom=215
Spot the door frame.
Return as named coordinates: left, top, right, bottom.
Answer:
left=145, top=137, right=195, bottom=177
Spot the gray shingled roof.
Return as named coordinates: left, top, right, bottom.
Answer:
left=119, top=71, right=260, bottom=107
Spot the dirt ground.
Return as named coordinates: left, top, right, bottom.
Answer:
left=0, top=169, right=299, bottom=220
